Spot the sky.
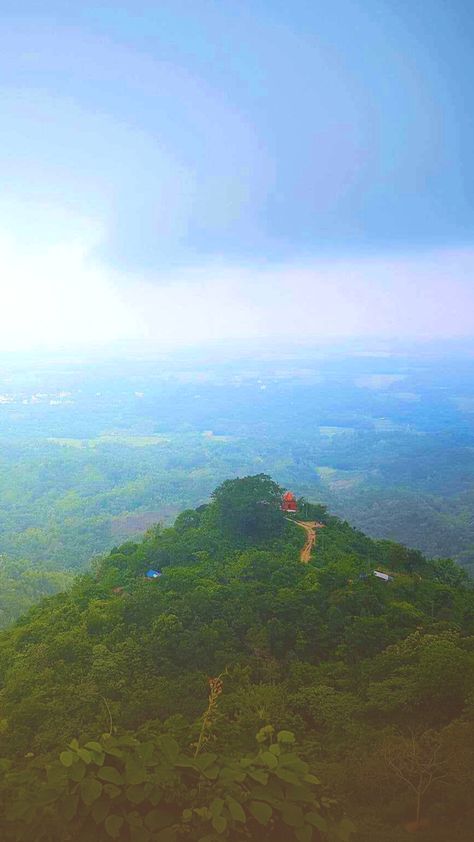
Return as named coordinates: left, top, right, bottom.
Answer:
left=0, top=0, right=473, bottom=350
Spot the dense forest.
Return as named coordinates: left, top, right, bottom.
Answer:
left=0, top=474, right=473, bottom=841
left=2, top=351, right=474, bottom=635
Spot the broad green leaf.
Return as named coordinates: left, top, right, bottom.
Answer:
left=274, top=767, right=299, bottom=784
left=306, top=812, right=327, bottom=831
left=157, top=735, right=179, bottom=762
left=103, top=746, right=123, bottom=758
left=85, top=741, right=104, bottom=753
left=77, top=748, right=92, bottom=764
left=261, top=751, right=278, bottom=769
left=145, top=808, right=174, bottom=831
left=277, top=730, right=296, bottom=745
left=46, top=764, right=67, bottom=786
left=126, top=784, right=147, bottom=805
left=59, top=751, right=74, bottom=768
left=105, top=814, right=124, bottom=839
left=126, top=811, right=143, bottom=828
left=296, top=826, right=313, bottom=842
left=174, top=757, right=196, bottom=769
left=256, top=726, right=274, bottom=743
left=249, top=801, right=273, bottom=826
left=194, top=807, right=211, bottom=819
left=98, top=766, right=124, bottom=786
left=225, top=795, right=246, bottom=823
left=269, top=744, right=281, bottom=756
left=280, top=757, right=307, bottom=774
left=337, top=817, right=357, bottom=841
left=210, top=798, right=224, bottom=817
left=282, top=805, right=305, bottom=827
left=80, top=776, right=103, bottom=805
left=125, top=757, right=147, bottom=785
left=92, top=798, right=110, bottom=824
left=304, top=774, right=321, bottom=785
left=117, top=735, right=139, bottom=747
left=137, top=741, right=155, bottom=761
left=149, top=787, right=163, bottom=806
left=212, top=814, right=227, bottom=834
left=250, top=782, right=284, bottom=804
left=69, top=760, right=86, bottom=782
left=247, top=769, right=268, bottom=784
left=103, top=783, right=122, bottom=799
left=219, top=766, right=246, bottom=783
left=283, top=783, right=314, bottom=804
left=195, top=753, right=218, bottom=770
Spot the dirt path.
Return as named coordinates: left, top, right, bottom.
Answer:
left=286, top=518, right=325, bottom=563
left=295, top=521, right=317, bottom=563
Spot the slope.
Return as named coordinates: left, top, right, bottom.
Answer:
left=0, top=475, right=473, bottom=841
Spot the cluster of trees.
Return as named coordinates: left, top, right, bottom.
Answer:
left=0, top=476, right=473, bottom=839
left=2, top=386, right=474, bottom=615
left=0, top=557, right=73, bottom=628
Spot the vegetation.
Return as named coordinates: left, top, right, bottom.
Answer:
left=0, top=475, right=473, bottom=840
left=211, top=474, right=285, bottom=544
left=2, top=350, right=474, bottom=632
left=0, top=557, right=73, bottom=628
left=1, top=725, right=352, bottom=842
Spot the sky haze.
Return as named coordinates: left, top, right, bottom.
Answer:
left=0, top=1, right=473, bottom=349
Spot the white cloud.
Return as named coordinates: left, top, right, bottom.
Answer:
left=0, top=220, right=140, bottom=351
left=0, top=212, right=473, bottom=353
left=124, top=248, right=474, bottom=347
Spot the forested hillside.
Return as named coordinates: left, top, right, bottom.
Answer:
left=0, top=475, right=473, bottom=841
left=2, top=350, right=474, bottom=631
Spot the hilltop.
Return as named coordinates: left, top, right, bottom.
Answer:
left=0, top=475, right=473, bottom=841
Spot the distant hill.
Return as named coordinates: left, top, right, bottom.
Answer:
left=0, top=475, right=473, bottom=841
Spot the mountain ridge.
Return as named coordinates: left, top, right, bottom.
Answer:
left=0, top=475, right=473, bottom=841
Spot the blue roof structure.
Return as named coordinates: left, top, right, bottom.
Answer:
left=146, top=569, right=162, bottom=579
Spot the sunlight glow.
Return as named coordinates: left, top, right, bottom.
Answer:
left=0, top=226, right=139, bottom=351
left=0, top=215, right=473, bottom=351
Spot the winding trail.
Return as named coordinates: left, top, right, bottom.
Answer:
left=295, top=521, right=318, bottom=563
left=286, top=520, right=325, bottom=563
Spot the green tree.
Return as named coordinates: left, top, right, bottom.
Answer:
left=211, top=475, right=285, bottom=545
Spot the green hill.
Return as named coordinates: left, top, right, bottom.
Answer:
left=0, top=475, right=473, bottom=841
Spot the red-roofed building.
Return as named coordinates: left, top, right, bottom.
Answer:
left=281, top=491, right=297, bottom=513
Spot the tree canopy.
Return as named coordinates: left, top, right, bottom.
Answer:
left=0, top=476, right=473, bottom=840
left=211, top=474, right=286, bottom=544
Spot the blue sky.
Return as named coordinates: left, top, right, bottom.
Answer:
left=0, top=1, right=473, bottom=348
